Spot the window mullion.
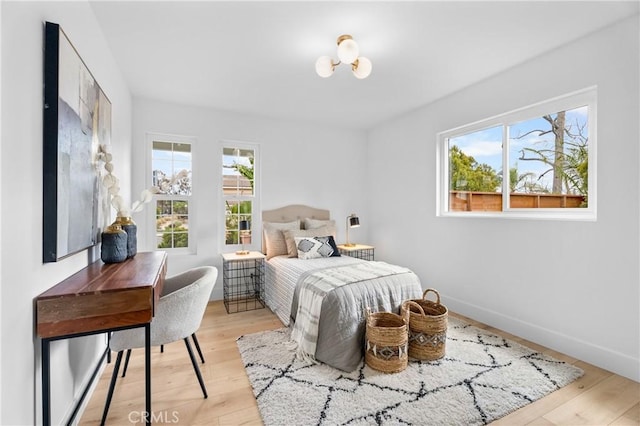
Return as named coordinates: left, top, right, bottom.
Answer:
left=502, top=124, right=509, bottom=212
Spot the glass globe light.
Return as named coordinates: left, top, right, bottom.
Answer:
left=315, top=56, right=335, bottom=78
left=337, top=38, right=359, bottom=64
left=352, top=57, right=372, bottom=79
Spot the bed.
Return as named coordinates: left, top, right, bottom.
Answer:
left=262, top=205, right=423, bottom=372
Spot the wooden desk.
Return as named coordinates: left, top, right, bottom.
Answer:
left=36, top=251, right=167, bottom=426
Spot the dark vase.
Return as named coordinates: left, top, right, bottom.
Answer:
left=101, top=224, right=128, bottom=263
left=115, top=216, right=137, bottom=258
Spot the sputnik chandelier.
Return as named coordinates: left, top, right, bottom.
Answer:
left=315, top=34, right=372, bottom=79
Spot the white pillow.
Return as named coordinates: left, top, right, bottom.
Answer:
left=303, top=217, right=336, bottom=230
left=295, top=237, right=335, bottom=260
left=283, top=225, right=336, bottom=257
left=263, top=220, right=300, bottom=259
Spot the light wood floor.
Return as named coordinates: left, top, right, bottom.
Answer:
left=80, top=301, right=639, bottom=425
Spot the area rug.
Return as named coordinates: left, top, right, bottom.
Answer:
left=237, top=317, right=583, bottom=425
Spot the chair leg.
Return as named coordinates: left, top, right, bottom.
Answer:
left=107, top=334, right=111, bottom=363
left=101, top=351, right=124, bottom=426
left=192, top=333, right=205, bottom=364
left=158, top=336, right=203, bottom=362
left=184, top=338, right=208, bottom=398
left=121, top=349, right=132, bottom=378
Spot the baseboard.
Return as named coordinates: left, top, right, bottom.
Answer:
left=445, top=295, right=640, bottom=382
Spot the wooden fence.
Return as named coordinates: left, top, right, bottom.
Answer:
left=450, top=191, right=586, bottom=211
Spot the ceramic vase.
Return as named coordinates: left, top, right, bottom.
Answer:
left=115, top=216, right=137, bottom=258
left=101, top=224, right=128, bottom=263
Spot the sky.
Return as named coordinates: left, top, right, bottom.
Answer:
left=152, top=145, right=192, bottom=177
left=222, top=148, right=253, bottom=176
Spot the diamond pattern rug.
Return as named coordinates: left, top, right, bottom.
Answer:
left=237, top=317, right=583, bottom=425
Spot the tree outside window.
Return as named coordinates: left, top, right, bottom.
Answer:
left=440, top=87, right=595, bottom=218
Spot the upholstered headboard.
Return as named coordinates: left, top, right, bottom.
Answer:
left=261, top=205, right=330, bottom=254
left=262, top=204, right=330, bottom=223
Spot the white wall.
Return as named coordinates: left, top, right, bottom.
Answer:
left=367, top=16, right=639, bottom=381
left=1, top=2, right=132, bottom=424
left=132, top=99, right=368, bottom=300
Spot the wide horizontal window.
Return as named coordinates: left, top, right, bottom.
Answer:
left=438, top=87, right=596, bottom=220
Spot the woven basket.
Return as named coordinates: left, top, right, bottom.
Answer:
left=401, top=288, right=448, bottom=361
left=364, top=307, right=409, bottom=373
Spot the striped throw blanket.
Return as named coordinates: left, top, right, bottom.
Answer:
left=290, top=261, right=412, bottom=363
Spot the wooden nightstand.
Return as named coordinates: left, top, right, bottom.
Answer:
left=221, top=251, right=266, bottom=313
left=337, top=244, right=375, bottom=261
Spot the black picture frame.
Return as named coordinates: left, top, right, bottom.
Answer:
left=43, top=22, right=112, bottom=262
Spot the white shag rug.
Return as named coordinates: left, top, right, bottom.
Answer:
left=237, top=317, right=584, bottom=426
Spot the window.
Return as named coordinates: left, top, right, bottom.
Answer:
left=150, top=135, right=194, bottom=251
left=222, top=143, right=259, bottom=249
left=438, top=87, right=596, bottom=220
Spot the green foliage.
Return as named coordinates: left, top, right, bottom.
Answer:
left=509, top=165, right=548, bottom=193
left=156, top=200, right=188, bottom=215
left=157, top=222, right=188, bottom=248
left=234, top=157, right=254, bottom=188
left=562, top=139, right=589, bottom=206
left=226, top=154, right=255, bottom=189
left=225, top=200, right=252, bottom=244
left=449, top=145, right=501, bottom=192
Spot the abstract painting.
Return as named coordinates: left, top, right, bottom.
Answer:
left=43, top=22, right=111, bottom=262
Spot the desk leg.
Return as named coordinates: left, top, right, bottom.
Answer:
left=42, top=338, right=51, bottom=426
left=145, top=323, right=151, bottom=425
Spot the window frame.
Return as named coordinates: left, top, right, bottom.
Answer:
left=146, top=132, right=196, bottom=254
left=220, top=140, right=261, bottom=253
left=437, top=86, right=597, bottom=221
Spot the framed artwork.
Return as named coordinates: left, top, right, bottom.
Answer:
left=43, top=22, right=112, bottom=262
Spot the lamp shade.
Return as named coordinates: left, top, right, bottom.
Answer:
left=239, top=220, right=250, bottom=231
left=349, top=215, right=360, bottom=228
left=337, top=38, right=359, bottom=64
left=315, top=56, right=335, bottom=78
left=353, top=57, right=372, bottom=79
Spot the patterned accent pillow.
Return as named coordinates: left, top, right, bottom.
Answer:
left=283, top=226, right=337, bottom=257
left=323, top=235, right=341, bottom=257
left=294, top=236, right=339, bottom=259
left=263, top=220, right=300, bottom=260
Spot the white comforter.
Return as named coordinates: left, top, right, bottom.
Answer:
left=265, top=255, right=365, bottom=326
left=265, top=255, right=423, bottom=372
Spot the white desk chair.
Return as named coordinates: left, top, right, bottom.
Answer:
left=100, top=266, right=217, bottom=425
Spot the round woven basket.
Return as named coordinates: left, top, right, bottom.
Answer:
left=401, top=288, right=448, bottom=361
left=364, top=308, right=409, bottom=373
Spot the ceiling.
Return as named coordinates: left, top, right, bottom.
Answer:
left=89, top=1, right=639, bottom=130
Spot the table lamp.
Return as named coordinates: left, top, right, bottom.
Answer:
left=345, top=213, right=360, bottom=247
left=236, top=220, right=250, bottom=255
